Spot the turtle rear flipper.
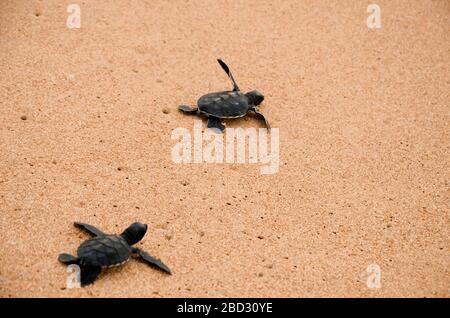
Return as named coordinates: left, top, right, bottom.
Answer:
left=80, top=265, right=102, bottom=286
left=207, top=116, right=225, bottom=133
left=133, top=248, right=172, bottom=275
left=74, top=222, right=106, bottom=237
left=178, top=105, right=198, bottom=113
left=58, top=253, right=79, bottom=265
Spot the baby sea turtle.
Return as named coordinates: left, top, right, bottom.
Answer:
left=178, top=59, right=270, bottom=133
left=58, top=222, right=171, bottom=286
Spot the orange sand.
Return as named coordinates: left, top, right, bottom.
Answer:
left=0, top=0, right=449, bottom=297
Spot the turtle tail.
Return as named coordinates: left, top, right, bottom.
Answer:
left=58, top=253, right=80, bottom=265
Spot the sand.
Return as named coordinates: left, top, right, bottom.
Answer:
left=0, top=0, right=449, bottom=297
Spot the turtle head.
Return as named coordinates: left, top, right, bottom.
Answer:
left=245, top=90, right=264, bottom=106
left=121, top=222, right=148, bottom=245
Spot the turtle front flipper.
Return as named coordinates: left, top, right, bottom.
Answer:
left=253, top=108, right=271, bottom=131
left=58, top=253, right=79, bottom=265
left=207, top=116, right=225, bottom=133
left=133, top=248, right=172, bottom=275
left=217, top=59, right=240, bottom=91
left=178, top=105, right=198, bottom=113
left=74, top=222, right=106, bottom=237
left=80, top=265, right=102, bottom=286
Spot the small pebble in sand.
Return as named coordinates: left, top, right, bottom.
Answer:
left=162, top=108, right=170, bottom=114
left=20, top=115, right=27, bottom=121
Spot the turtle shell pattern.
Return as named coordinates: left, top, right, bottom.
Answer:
left=77, top=235, right=132, bottom=267
left=198, top=91, right=251, bottom=118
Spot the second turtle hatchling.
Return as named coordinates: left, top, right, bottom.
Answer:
left=178, top=59, right=270, bottom=133
left=58, top=222, right=171, bottom=286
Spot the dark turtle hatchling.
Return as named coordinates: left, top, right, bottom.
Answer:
left=58, top=222, right=171, bottom=286
left=178, top=59, right=270, bottom=133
